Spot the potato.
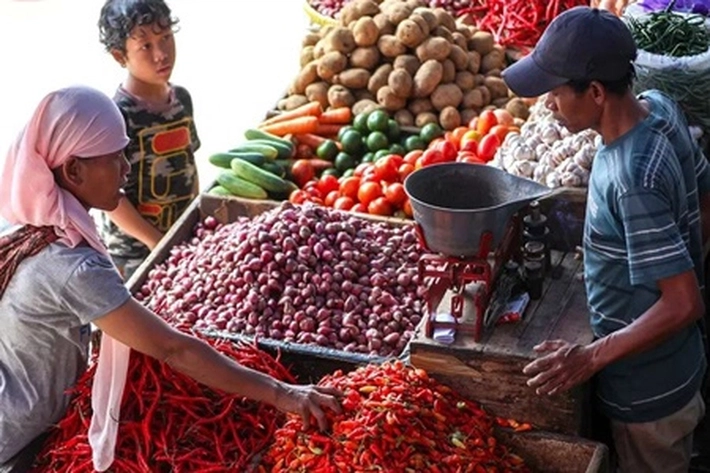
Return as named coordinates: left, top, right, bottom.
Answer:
left=456, top=26, right=473, bottom=40
left=353, top=98, right=382, bottom=116
left=394, top=109, right=415, bottom=127
left=413, top=59, right=443, bottom=98
left=412, top=8, right=439, bottom=30
left=448, top=45, right=468, bottom=71
left=340, top=0, right=379, bottom=26
left=353, top=16, right=379, bottom=47
left=441, top=59, right=456, bottom=84
left=409, top=14, right=431, bottom=39
left=405, top=0, right=426, bottom=10
left=373, top=13, right=395, bottom=36
left=462, top=88, right=484, bottom=109
left=354, top=89, right=376, bottom=102
left=324, top=27, right=356, bottom=54
left=416, top=37, right=451, bottom=62
left=328, top=85, right=356, bottom=108
left=378, top=35, right=407, bottom=58
left=396, top=19, right=427, bottom=48
left=279, top=94, right=309, bottom=111
left=506, top=97, right=530, bottom=120
left=300, top=46, right=315, bottom=68
left=484, top=76, right=509, bottom=99
left=439, top=106, right=461, bottom=130
left=433, top=8, right=457, bottom=32
left=388, top=68, right=413, bottom=98
left=302, top=32, right=321, bottom=48
left=368, top=63, right=394, bottom=95
left=393, top=54, right=421, bottom=77
left=468, top=31, right=495, bottom=55
left=486, top=69, right=502, bottom=78
left=467, top=51, right=481, bottom=74
left=473, top=73, right=486, bottom=86
left=317, top=51, right=348, bottom=81
left=415, top=111, right=439, bottom=127
left=460, top=108, right=478, bottom=125
left=305, top=82, right=329, bottom=108
left=350, top=46, right=381, bottom=70
left=455, top=71, right=475, bottom=91
left=481, top=49, right=505, bottom=74
left=451, top=32, right=468, bottom=50
left=476, top=85, right=492, bottom=107
left=408, top=97, right=434, bottom=115
left=377, top=85, right=407, bottom=111
left=385, top=3, right=413, bottom=25
left=431, top=83, right=463, bottom=111
left=313, top=39, right=327, bottom=59
left=492, top=97, right=511, bottom=108
left=291, top=61, right=319, bottom=94
left=336, top=68, right=372, bottom=89
left=432, top=26, right=454, bottom=44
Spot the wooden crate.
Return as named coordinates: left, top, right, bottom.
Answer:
left=127, top=193, right=413, bottom=383
left=410, top=250, right=594, bottom=436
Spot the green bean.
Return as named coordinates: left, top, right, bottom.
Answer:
left=628, top=10, right=709, bottom=57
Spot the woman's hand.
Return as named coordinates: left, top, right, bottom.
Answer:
left=274, top=384, right=343, bottom=431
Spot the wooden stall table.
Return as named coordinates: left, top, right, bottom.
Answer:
left=410, top=249, right=593, bottom=436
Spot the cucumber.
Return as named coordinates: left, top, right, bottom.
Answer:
left=208, top=151, right=265, bottom=168
left=261, top=161, right=286, bottom=178
left=230, top=158, right=294, bottom=194
left=244, top=128, right=294, bottom=149
left=216, top=170, right=268, bottom=199
left=228, top=143, right=278, bottom=161
left=208, top=185, right=233, bottom=196
left=245, top=139, right=293, bottom=160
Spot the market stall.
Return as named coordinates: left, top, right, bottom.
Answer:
left=25, top=0, right=710, bottom=471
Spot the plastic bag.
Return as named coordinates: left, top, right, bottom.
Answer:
left=633, top=0, right=710, bottom=14
left=88, top=335, right=131, bottom=472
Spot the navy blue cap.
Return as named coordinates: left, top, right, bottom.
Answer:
left=502, top=7, right=637, bottom=97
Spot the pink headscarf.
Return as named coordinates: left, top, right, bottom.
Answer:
left=0, top=86, right=131, bottom=471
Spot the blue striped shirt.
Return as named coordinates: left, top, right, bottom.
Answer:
left=584, top=92, right=706, bottom=422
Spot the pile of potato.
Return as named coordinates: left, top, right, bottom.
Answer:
left=280, top=0, right=529, bottom=130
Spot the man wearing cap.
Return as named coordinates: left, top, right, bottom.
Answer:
left=504, top=6, right=708, bottom=472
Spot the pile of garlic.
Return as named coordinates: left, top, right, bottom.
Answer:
left=489, top=97, right=602, bottom=188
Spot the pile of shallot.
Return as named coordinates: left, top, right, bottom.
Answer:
left=136, top=202, right=424, bottom=357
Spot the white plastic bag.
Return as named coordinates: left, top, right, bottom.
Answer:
left=88, top=335, right=131, bottom=472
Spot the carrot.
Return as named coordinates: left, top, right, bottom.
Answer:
left=259, top=116, right=319, bottom=137
left=260, top=101, right=323, bottom=127
left=315, top=123, right=343, bottom=136
left=295, top=133, right=331, bottom=149
left=318, top=107, right=352, bottom=125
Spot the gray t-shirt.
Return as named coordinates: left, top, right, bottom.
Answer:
left=0, top=242, right=130, bottom=462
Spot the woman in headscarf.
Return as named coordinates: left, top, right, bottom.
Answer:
left=0, top=86, right=341, bottom=472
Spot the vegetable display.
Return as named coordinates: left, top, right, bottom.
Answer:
left=260, top=360, right=531, bottom=472
left=627, top=6, right=709, bottom=57
left=489, top=98, right=600, bottom=188
left=136, top=202, right=423, bottom=357
left=31, top=339, right=292, bottom=472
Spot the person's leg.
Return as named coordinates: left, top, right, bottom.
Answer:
left=612, top=391, right=705, bottom=473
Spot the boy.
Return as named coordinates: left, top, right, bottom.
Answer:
left=98, top=0, right=200, bottom=279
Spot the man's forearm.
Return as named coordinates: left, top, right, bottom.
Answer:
left=107, top=197, right=164, bottom=250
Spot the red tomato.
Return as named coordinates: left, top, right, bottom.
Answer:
left=450, top=126, right=469, bottom=146
left=460, top=139, right=479, bottom=154
left=460, top=130, right=481, bottom=148
left=477, top=133, right=501, bottom=162
left=339, top=176, right=361, bottom=200
left=306, top=186, right=323, bottom=199
left=368, top=197, right=393, bottom=216
left=351, top=203, right=368, bottom=213
left=289, top=189, right=309, bottom=205
left=476, top=110, right=498, bottom=136
left=403, top=199, right=413, bottom=218
left=434, top=140, right=458, bottom=162
left=489, top=124, right=510, bottom=142
left=353, top=162, right=372, bottom=177
left=291, top=159, right=316, bottom=188
left=384, top=182, right=407, bottom=208
left=386, top=154, right=404, bottom=167
left=374, top=156, right=400, bottom=182
left=317, top=174, right=340, bottom=195
left=493, top=109, right=514, bottom=127
left=324, top=190, right=340, bottom=207
left=403, top=150, right=423, bottom=166
left=357, top=181, right=383, bottom=206
left=333, top=196, right=355, bottom=211
left=295, top=143, right=314, bottom=159
left=398, top=163, right=415, bottom=180
left=420, top=148, right=444, bottom=167
left=459, top=155, right=486, bottom=164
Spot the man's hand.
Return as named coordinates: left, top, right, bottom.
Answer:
left=523, top=340, right=598, bottom=396
left=274, top=384, right=343, bottom=431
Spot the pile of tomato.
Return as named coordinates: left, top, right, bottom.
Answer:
left=288, top=108, right=520, bottom=218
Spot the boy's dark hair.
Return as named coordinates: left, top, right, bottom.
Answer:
left=567, top=64, right=637, bottom=97
left=98, top=0, right=179, bottom=53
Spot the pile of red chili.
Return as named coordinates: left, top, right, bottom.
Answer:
left=457, top=0, right=589, bottom=50
left=31, top=338, right=293, bottom=472
left=259, top=360, right=531, bottom=473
